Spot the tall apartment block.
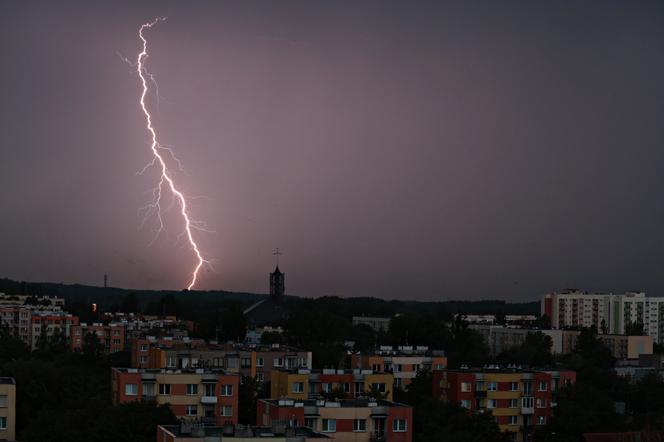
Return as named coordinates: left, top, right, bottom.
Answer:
left=0, top=377, right=16, bottom=441
left=111, top=368, right=240, bottom=426
left=350, top=346, right=447, bottom=390
left=271, top=369, right=395, bottom=401
left=433, top=368, right=576, bottom=442
left=257, top=398, right=413, bottom=442
left=542, top=290, right=664, bottom=342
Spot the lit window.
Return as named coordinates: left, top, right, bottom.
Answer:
left=461, top=382, right=472, bottom=392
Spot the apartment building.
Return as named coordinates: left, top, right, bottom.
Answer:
left=112, top=368, right=240, bottom=426
left=350, top=346, right=447, bottom=390
left=0, top=293, right=65, bottom=310
left=271, top=369, right=395, bottom=401
left=70, top=322, right=126, bottom=353
left=0, top=306, right=31, bottom=344
left=30, top=311, right=79, bottom=350
left=541, top=290, right=664, bottom=343
left=157, top=422, right=330, bottom=441
left=131, top=336, right=209, bottom=368
left=0, top=377, right=16, bottom=441
left=134, top=339, right=312, bottom=382
left=257, top=398, right=413, bottom=442
left=432, top=368, right=576, bottom=442
left=352, top=316, right=392, bottom=333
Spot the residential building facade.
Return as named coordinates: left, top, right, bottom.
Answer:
left=257, top=398, right=413, bottom=442
left=541, top=290, right=664, bottom=343
left=432, top=368, right=576, bottom=442
left=271, top=369, right=394, bottom=401
left=0, top=377, right=16, bottom=441
left=70, top=322, right=126, bottom=353
left=350, top=346, right=447, bottom=390
left=111, top=368, right=240, bottom=426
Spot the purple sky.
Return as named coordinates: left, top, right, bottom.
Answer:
left=1, top=1, right=664, bottom=301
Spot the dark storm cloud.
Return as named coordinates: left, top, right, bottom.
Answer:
left=1, top=1, right=663, bottom=301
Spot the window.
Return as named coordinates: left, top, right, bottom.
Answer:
left=372, top=364, right=381, bottom=372
left=475, top=381, right=485, bottom=391
left=186, top=404, right=197, bottom=416
left=322, top=419, right=336, bottom=432
left=435, top=364, right=445, bottom=370
left=460, top=399, right=471, bottom=409
left=256, top=372, right=264, bottom=382
left=159, top=384, right=171, bottom=395
left=510, top=382, right=519, bottom=391
left=372, top=383, right=387, bottom=393
left=0, top=416, right=6, bottom=430
left=522, top=397, right=534, bottom=408
left=487, top=399, right=497, bottom=409
left=221, top=405, right=233, bottom=417
left=342, top=382, right=350, bottom=393
left=322, top=383, right=332, bottom=393
left=204, top=384, right=215, bottom=396
left=142, top=383, right=155, bottom=396
left=256, top=357, right=264, bottom=367
left=537, top=416, right=547, bottom=425
left=125, top=383, right=138, bottom=396
left=488, top=382, right=498, bottom=391
left=293, top=382, right=304, bottom=393
left=461, top=382, right=472, bottom=392
left=140, top=344, right=148, bottom=351
left=523, top=381, right=533, bottom=395
left=509, top=416, right=518, bottom=425
left=536, top=398, right=547, bottom=408
left=508, top=399, right=519, bottom=408
left=241, top=358, right=251, bottom=368
left=221, top=384, right=233, bottom=396
left=274, top=358, right=283, bottom=367
left=186, top=384, right=198, bottom=395
left=394, top=364, right=402, bottom=372
left=299, top=357, right=308, bottom=367
left=0, top=395, right=7, bottom=407
left=538, top=381, right=548, bottom=391
left=305, top=417, right=317, bottom=430
left=393, top=419, right=407, bottom=432
left=353, top=419, right=367, bottom=431
left=140, top=356, right=148, bottom=364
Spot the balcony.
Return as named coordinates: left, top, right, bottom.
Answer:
left=141, top=395, right=157, bottom=404
left=201, top=396, right=218, bottom=404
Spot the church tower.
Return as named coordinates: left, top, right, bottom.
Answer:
left=269, top=266, right=285, bottom=304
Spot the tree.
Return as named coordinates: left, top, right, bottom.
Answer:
left=238, top=376, right=260, bottom=425
left=120, top=292, right=139, bottom=313
left=82, top=332, right=104, bottom=359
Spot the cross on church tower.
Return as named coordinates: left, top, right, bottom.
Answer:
left=273, top=248, right=283, bottom=266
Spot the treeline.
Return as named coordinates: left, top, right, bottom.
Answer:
left=0, top=327, right=177, bottom=442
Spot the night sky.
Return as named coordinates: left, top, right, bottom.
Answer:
left=1, top=1, right=663, bottom=301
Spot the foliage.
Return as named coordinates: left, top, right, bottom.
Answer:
left=238, top=376, right=260, bottom=425
left=495, top=331, right=554, bottom=368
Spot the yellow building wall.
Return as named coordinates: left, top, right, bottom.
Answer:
left=0, top=382, right=16, bottom=441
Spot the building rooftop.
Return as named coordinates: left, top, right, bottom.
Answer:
left=261, top=398, right=410, bottom=408
left=159, top=423, right=330, bottom=439
left=0, top=377, right=16, bottom=385
left=112, top=367, right=238, bottom=376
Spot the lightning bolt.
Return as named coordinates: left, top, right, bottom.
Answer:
left=135, top=17, right=209, bottom=290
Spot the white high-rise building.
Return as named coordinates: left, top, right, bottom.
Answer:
left=541, top=290, right=664, bottom=343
